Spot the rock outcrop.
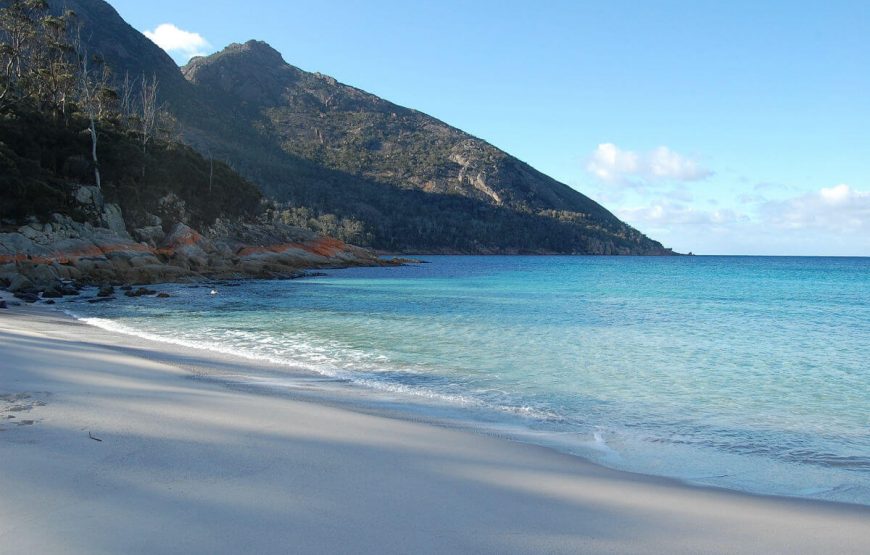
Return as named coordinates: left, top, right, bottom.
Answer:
left=0, top=189, right=388, bottom=293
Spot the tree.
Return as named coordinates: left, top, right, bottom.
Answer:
left=116, top=70, right=135, bottom=128
left=37, top=11, right=76, bottom=117
left=138, top=72, right=158, bottom=176
left=0, top=1, right=81, bottom=116
left=75, top=48, right=114, bottom=189
left=0, top=0, right=48, bottom=110
left=66, top=17, right=119, bottom=191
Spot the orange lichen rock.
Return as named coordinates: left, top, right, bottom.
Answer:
left=236, top=237, right=348, bottom=258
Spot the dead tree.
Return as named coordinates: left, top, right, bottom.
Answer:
left=117, top=70, right=135, bottom=128
left=71, top=25, right=112, bottom=191
left=139, top=73, right=158, bottom=178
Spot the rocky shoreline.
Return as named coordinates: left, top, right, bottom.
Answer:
left=1, top=185, right=398, bottom=305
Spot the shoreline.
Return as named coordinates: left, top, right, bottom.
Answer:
left=47, top=298, right=870, bottom=507
left=1, top=300, right=869, bottom=553
left=54, top=274, right=870, bottom=507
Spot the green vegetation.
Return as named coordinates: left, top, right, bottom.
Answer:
left=0, top=0, right=261, bottom=230
left=246, top=155, right=659, bottom=253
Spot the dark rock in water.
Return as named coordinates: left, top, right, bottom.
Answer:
left=156, top=292, right=171, bottom=298
left=97, top=284, right=115, bottom=297
left=43, top=299, right=55, bottom=305
left=0, top=300, right=7, bottom=309
left=41, top=287, right=63, bottom=298
left=120, top=285, right=133, bottom=291
left=124, top=287, right=156, bottom=297
left=87, top=297, right=115, bottom=303
left=13, top=292, right=39, bottom=303
left=60, top=286, right=80, bottom=296
left=385, top=257, right=424, bottom=265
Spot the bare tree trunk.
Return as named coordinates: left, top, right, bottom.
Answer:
left=71, top=24, right=109, bottom=191
left=207, top=147, right=214, bottom=194
left=0, top=58, right=14, bottom=105
left=118, top=71, right=135, bottom=128
left=139, top=73, right=159, bottom=179
left=89, top=115, right=100, bottom=189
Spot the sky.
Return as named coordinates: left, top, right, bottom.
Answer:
left=108, top=0, right=869, bottom=255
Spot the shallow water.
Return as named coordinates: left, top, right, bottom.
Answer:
left=66, top=256, right=870, bottom=504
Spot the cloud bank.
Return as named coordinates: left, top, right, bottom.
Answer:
left=617, top=202, right=743, bottom=229
left=144, top=23, right=210, bottom=62
left=762, top=184, right=870, bottom=234
left=587, top=143, right=713, bottom=185
left=616, top=184, right=870, bottom=255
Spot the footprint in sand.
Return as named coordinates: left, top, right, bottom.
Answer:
left=0, top=393, right=47, bottom=431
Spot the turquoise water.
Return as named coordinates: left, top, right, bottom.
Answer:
left=67, top=256, right=870, bottom=504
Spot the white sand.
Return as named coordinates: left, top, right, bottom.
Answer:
left=1, top=300, right=868, bottom=554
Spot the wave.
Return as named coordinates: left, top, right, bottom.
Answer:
left=62, top=292, right=870, bottom=506
left=63, top=309, right=563, bottom=423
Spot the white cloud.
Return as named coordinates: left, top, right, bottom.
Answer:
left=586, top=143, right=712, bottom=185
left=612, top=184, right=870, bottom=255
left=617, top=201, right=744, bottom=230
left=144, top=23, right=210, bottom=63
left=762, top=184, right=870, bottom=233
left=586, top=143, right=640, bottom=182
left=819, top=183, right=851, bottom=204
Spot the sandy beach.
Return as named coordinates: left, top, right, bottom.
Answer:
left=1, top=299, right=868, bottom=554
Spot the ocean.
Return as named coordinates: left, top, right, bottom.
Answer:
left=65, top=255, right=870, bottom=505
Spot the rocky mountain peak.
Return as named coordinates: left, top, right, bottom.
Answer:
left=183, top=40, right=288, bottom=80
left=181, top=40, right=298, bottom=105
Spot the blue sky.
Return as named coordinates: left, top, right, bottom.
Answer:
left=108, top=0, right=869, bottom=255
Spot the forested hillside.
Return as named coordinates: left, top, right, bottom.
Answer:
left=0, top=0, right=261, bottom=231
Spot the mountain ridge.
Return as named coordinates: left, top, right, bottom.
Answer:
left=49, top=0, right=675, bottom=255
left=184, top=39, right=615, bottom=216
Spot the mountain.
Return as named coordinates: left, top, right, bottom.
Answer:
left=183, top=41, right=614, bottom=216
left=50, top=0, right=674, bottom=255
